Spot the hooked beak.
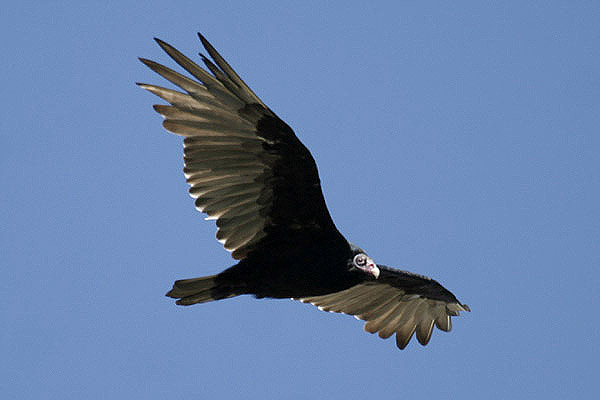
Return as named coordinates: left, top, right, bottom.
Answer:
left=365, top=262, right=380, bottom=279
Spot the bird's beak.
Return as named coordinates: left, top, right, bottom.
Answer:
left=366, top=262, right=380, bottom=279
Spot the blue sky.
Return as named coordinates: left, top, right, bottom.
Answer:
left=2, top=1, right=599, bottom=399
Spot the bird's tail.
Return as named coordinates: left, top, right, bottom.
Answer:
left=166, top=274, right=238, bottom=306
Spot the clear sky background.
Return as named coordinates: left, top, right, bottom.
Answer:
left=2, top=1, right=599, bottom=399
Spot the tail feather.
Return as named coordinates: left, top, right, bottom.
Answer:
left=166, top=274, right=237, bottom=305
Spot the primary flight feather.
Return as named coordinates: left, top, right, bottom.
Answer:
left=139, top=33, right=469, bottom=350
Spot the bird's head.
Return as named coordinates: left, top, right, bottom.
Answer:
left=348, top=244, right=380, bottom=279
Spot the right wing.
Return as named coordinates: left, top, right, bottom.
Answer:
left=299, top=266, right=470, bottom=349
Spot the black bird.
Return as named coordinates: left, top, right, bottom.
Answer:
left=139, top=34, right=469, bottom=350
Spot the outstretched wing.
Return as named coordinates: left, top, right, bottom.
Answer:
left=138, top=34, right=346, bottom=260
left=298, top=266, right=470, bottom=349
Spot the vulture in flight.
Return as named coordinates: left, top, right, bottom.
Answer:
left=139, top=33, right=469, bottom=350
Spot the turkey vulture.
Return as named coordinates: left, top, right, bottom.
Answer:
left=138, top=33, right=470, bottom=350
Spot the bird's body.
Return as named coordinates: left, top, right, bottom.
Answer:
left=185, top=239, right=360, bottom=301
left=139, top=33, right=469, bottom=350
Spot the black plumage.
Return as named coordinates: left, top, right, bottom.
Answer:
left=139, top=33, right=469, bottom=350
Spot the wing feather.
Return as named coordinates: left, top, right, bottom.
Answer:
left=153, top=104, right=248, bottom=126
left=154, top=38, right=244, bottom=109
left=197, top=33, right=266, bottom=107
left=364, top=298, right=404, bottom=337
left=416, top=312, right=436, bottom=346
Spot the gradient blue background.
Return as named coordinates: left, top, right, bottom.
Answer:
left=3, top=1, right=599, bottom=399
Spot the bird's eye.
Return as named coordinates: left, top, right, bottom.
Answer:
left=354, top=254, right=367, bottom=266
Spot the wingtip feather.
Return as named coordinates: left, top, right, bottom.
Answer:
left=154, top=37, right=176, bottom=54
left=197, top=32, right=210, bottom=48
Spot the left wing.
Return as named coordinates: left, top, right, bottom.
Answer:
left=138, top=34, right=348, bottom=260
left=299, top=266, right=470, bottom=349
